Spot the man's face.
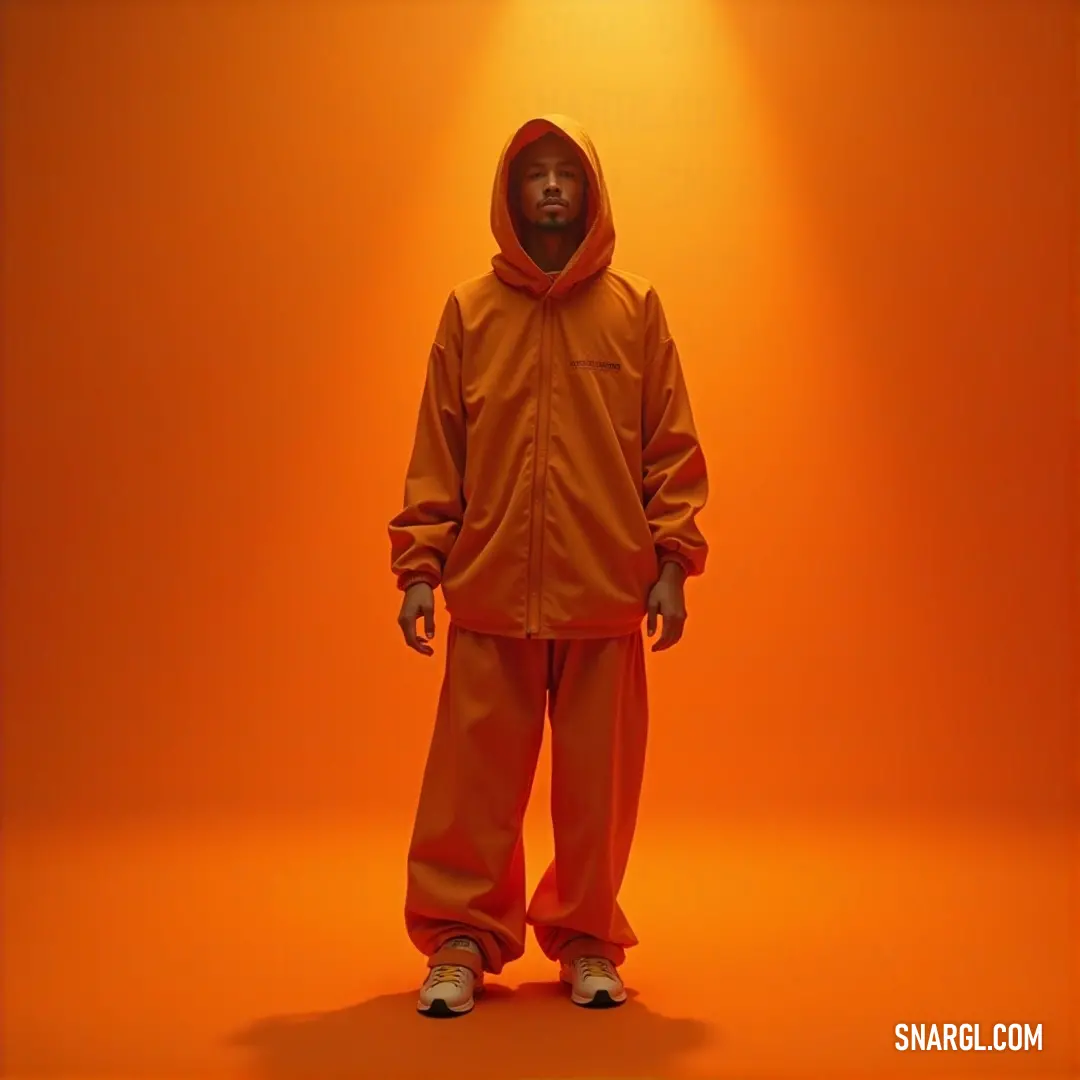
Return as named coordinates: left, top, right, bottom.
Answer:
left=515, top=133, right=586, bottom=231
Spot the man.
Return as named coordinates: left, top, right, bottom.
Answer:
left=388, top=114, right=708, bottom=1018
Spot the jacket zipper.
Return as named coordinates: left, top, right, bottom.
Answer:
left=525, top=296, right=552, bottom=635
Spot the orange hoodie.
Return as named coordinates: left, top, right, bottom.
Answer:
left=388, top=114, right=708, bottom=639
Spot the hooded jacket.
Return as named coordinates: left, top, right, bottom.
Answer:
left=388, top=114, right=708, bottom=639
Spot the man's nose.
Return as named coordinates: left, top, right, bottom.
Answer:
left=543, top=175, right=560, bottom=192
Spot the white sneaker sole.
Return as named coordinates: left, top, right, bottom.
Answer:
left=417, top=980, right=483, bottom=1018
left=561, top=973, right=627, bottom=1008
left=417, top=996, right=474, bottom=1017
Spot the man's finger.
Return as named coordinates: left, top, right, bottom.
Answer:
left=424, top=609, right=436, bottom=639
left=651, top=613, right=685, bottom=652
left=401, top=613, right=419, bottom=649
left=646, top=601, right=659, bottom=637
left=651, top=623, right=673, bottom=651
left=401, top=612, right=432, bottom=655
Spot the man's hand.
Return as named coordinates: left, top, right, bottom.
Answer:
left=646, top=561, right=688, bottom=652
left=398, top=582, right=437, bottom=656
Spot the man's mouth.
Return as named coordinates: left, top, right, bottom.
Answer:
left=541, top=200, right=566, bottom=207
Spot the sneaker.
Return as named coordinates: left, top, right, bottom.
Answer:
left=417, top=936, right=484, bottom=1017
left=560, top=955, right=627, bottom=1008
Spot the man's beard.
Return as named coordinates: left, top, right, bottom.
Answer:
left=536, top=215, right=571, bottom=231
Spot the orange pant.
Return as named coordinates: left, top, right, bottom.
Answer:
left=404, top=623, right=649, bottom=976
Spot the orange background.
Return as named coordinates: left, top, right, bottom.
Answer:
left=1, top=3, right=1078, bottom=1079
left=3, top=0, right=1076, bottom=828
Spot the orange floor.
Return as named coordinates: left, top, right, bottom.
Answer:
left=2, top=813, right=1077, bottom=1080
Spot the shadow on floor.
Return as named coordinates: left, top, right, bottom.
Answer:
left=231, top=980, right=716, bottom=1079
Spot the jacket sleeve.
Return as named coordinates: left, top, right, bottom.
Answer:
left=641, top=287, right=709, bottom=577
left=388, top=292, right=467, bottom=591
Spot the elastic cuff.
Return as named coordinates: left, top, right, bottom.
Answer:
left=398, top=570, right=440, bottom=591
left=558, top=936, right=626, bottom=968
left=658, top=550, right=693, bottom=577
left=428, top=943, right=484, bottom=978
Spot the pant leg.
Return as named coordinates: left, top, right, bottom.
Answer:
left=405, top=624, right=548, bottom=976
left=526, top=630, right=649, bottom=967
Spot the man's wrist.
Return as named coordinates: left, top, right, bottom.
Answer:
left=659, top=558, right=688, bottom=584
left=399, top=571, right=440, bottom=592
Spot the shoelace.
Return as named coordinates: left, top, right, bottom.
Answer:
left=576, top=957, right=616, bottom=980
left=428, top=963, right=469, bottom=988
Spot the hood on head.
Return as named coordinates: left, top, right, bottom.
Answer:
left=490, top=114, right=616, bottom=299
